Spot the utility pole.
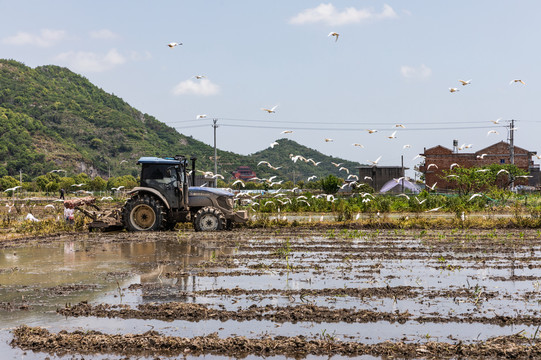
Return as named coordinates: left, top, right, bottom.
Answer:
left=509, top=119, right=515, bottom=165
left=213, top=119, right=218, bottom=188
left=19, top=169, right=22, bottom=185
left=508, top=119, right=516, bottom=188
left=401, top=155, right=404, bottom=193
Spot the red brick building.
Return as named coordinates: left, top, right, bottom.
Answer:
left=231, top=166, right=257, bottom=181
left=418, top=141, right=539, bottom=190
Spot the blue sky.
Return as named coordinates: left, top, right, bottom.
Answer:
left=2, top=1, right=541, bottom=176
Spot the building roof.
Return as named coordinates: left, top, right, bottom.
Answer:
left=476, top=141, right=535, bottom=155
left=423, top=145, right=453, bottom=155
left=137, top=157, right=182, bottom=165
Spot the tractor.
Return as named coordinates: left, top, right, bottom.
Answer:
left=82, top=156, right=247, bottom=231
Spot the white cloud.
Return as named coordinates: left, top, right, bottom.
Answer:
left=128, top=50, right=152, bottom=61
left=55, top=48, right=126, bottom=73
left=172, top=79, right=220, bottom=96
left=89, top=29, right=120, bottom=40
left=2, top=29, right=66, bottom=47
left=400, top=64, right=432, bottom=79
left=290, top=3, right=397, bottom=26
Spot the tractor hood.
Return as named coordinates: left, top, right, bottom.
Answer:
left=189, top=187, right=234, bottom=197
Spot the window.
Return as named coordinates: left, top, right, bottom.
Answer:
left=500, top=159, right=505, bottom=164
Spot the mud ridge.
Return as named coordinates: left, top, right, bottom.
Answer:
left=11, top=325, right=541, bottom=359
left=56, top=300, right=539, bottom=326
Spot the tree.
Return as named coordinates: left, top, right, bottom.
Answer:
left=0, top=176, right=18, bottom=191
left=442, top=164, right=528, bottom=194
left=89, top=176, right=107, bottom=191
left=320, top=174, right=342, bottom=194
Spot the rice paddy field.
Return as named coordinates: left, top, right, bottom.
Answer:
left=2, top=226, right=541, bottom=359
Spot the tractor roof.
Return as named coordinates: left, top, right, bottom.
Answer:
left=137, top=157, right=182, bottom=165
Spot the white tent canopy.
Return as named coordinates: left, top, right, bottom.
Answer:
left=379, top=178, right=421, bottom=194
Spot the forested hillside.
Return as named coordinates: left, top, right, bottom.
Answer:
left=0, top=59, right=359, bottom=182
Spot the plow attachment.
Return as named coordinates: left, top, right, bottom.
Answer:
left=66, top=197, right=124, bottom=232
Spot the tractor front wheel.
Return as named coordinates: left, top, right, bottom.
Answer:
left=122, top=194, right=166, bottom=231
left=193, top=207, right=226, bottom=232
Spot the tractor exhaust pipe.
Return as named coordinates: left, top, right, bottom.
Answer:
left=191, top=156, right=197, bottom=186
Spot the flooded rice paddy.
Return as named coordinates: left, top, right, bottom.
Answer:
left=2, top=227, right=541, bottom=358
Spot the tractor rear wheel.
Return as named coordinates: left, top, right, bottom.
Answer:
left=193, top=207, right=226, bottom=232
left=122, top=194, right=166, bottom=231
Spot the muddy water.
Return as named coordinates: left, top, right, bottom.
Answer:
left=2, top=229, right=541, bottom=359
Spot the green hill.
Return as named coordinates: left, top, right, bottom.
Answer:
left=0, top=59, right=360, bottom=182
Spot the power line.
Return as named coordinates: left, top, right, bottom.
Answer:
left=216, top=123, right=504, bottom=132
left=167, top=117, right=502, bottom=126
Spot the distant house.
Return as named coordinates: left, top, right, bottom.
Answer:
left=419, top=140, right=539, bottom=190
left=358, top=165, right=408, bottom=193
left=231, top=166, right=256, bottom=181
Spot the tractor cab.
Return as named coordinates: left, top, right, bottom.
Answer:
left=137, top=157, right=189, bottom=210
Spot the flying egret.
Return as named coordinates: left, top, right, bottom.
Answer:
left=476, top=154, right=488, bottom=159
left=307, top=175, right=318, bottom=181
left=403, top=144, right=411, bottom=149
left=388, top=131, right=397, bottom=139
left=449, top=88, right=459, bottom=93
left=331, top=162, right=343, bottom=167
left=497, top=169, right=509, bottom=175
left=325, top=138, right=334, bottom=142
left=450, top=163, right=459, bottom=169
left=491, top=118, right=501, bottom=124
left=261, top=105, right=278, bottom=113
left=487, top=130, right=499, bottom=136
left=459, top=79, right=472, bottom=86
left=338, top=166, right=349, bottom=174
left=4, top=186, right=22, bottom=192
left=352, top=143, right=364, bottom=148
left=328, top=32, right=339, bottom=42
left=468, top=193, right=482, bottom=201
left=232, top=179, right=245, bottom=187
left=398, top=193, right=410, bottom=200
left=427, top=164, right=438, bottom=170
left=368, top=156, right=382, bottom=166
left=363, top=176, right=373, bottom=181
left=270, top=141, right=279, bottom=148
left=196, top=114, right=207, bottom=119
left=394, top=124, right=406, bottom=128
left=281, top=130, right=293, bottom=134
left=193, top=75, right=206, bottom=79
left=366, top=129, right=378, bottom=134
left=416, top=197, right=427, bottom=204
left=167, top=42, right=182, bottom=48
left=71, top=183, right=86, bottom=187
left=510, top=79, right=526, bottom=85
left=426, top=206, right=442, bottom=212
left=427, top=182, right=437, bottom=191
